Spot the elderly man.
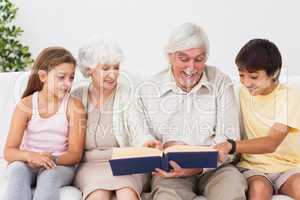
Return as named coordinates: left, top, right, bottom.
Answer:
left=136, top=23, right=247, bottom=200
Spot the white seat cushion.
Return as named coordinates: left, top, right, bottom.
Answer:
left=59, top=186, right=82, bottom=199
left=272, top=195, right=293, bottom=200
left=193, top=196, right=207, bottom=200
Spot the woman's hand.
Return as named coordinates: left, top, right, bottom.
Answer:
left=26, top=152, right=56, bottom=170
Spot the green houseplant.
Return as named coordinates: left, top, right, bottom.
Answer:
left=0, top=0, right=33, bottom=72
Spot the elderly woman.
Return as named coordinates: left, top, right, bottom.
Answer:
left=72, top=36, right=156, bottom=200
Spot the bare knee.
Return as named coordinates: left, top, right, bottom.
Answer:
left=116, top=187, right=138, bottom=200
left=292, top=187, right=300, bottom=199
left=248, top=176, right=273, bottom=200
left=280, top=173, right=300, bottom=199
left=86, top=189, right=112, bottom=200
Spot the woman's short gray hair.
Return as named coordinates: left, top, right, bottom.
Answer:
left=78, top=35, right=124, bottom=77
left=165, top=22, right=209, bottom=57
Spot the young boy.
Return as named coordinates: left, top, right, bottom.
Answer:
left=214, top=39, right=300, bottom=199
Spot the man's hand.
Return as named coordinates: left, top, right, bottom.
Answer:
left=163, top=140, right=186, bottom=149
left=143, top=140, right=163, bottom=150
left=153, top=160, right=202, bottom=178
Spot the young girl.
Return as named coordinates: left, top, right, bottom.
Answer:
left=4, top=47, right=86, bottom=200
left=215, top=39, right=300, bottom=199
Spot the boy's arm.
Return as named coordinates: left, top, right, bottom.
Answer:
left=215, top=123, right=289, bottom=156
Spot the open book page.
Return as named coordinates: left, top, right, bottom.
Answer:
left=111, top=147, right=163, bottom=159
left=164, top=145, right=217, bottom=153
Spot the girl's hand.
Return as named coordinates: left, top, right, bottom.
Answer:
left=28, top=162, right=41, bottom=169
left=26, top=152, right=56, bottom=170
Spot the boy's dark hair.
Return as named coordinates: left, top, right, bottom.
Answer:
left=235, top=39, right=282, bottom=79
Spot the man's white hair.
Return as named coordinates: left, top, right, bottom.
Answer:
left=165, top=22, right=209, bottom=57
left=78, top=35, right=124, bottom=77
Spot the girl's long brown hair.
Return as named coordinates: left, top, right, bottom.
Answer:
left=22, top=47, right=76, bottom=98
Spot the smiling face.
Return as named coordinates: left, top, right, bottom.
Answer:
left=238, top=68, right=278, bottom=96
left=39, top=62, right=75, bottom=99
left=88, top=63, right=120, bottom=91
left=235, top=39, right=283, bottom=96
left=169, top=47, right=207, bottom=92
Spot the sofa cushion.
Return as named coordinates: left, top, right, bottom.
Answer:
left=0, top=72, right=29, bottom=157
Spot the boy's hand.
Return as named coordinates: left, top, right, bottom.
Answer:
left=213, top=142, right=231, bottom=163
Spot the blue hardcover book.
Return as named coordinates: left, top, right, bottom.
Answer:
left=109, top=145, right=218, bottom=176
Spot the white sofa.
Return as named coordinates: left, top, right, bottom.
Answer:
left=0, top=71, right=295, bottom=200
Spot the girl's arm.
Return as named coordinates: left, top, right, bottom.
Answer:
left=4, top=97, right=55, bottom=169
left=4, top=98, right=31, bottom=162
left=55, top=97, right=86, bottom=166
